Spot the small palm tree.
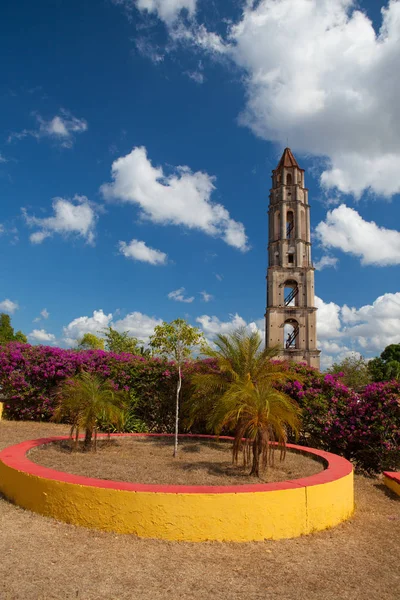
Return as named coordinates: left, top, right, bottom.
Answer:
left=191, top=328, right=301, bottom=477
left=209, top=376, right=300, bottom=476
left=53, top=372, right=129, bottom=450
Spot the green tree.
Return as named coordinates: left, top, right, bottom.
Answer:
left=150, top=318, right=204, bottom=457
left=191, top=328, right=300, bottom=477
left=327, top=354, right=371, bottom=390
left=0, top=313, right=27, bottom=345
left=77, top=333, right=105, bottom=350
left=53, top=371, right=129, bottom=450
left=368, top=344, right=400, bottom=382
left=103, top=327, right=141, bottom=354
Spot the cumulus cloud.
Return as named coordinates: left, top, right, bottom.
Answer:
left=119, top=239, right=167, bottom=265
left=62, top=309, right=162, bottom=346
left=101, top=146, right=248, bottom=251
left=8, top=109, right=87, bottom=148
left=168, top=287, right=194, bottom=303
left=144, top=0, right=400, bottom=197
left=28, top=329, right=56, bottom=344
left=33, top=308, right=50, bottom=323
left=315, top=292, right=400, bottom=366
left=0, top=299, right=19, bottom=314
left=315, top=205, right=400, bottom=265
left=136, top=0, right=196, bottom=24
left=196, top=313, right=261, bottom=338
left=113, top=311, right=163, bottom=343
left=23, top=196, right=97, bottom=245
left=314, top=255, right=339, bottom=271
left=200, top=291, right=213, bottom=302
left=63, top=309, right=113, bottom=346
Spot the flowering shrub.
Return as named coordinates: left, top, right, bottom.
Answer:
left=284, top=368, right=400, bottom=474
left=0, top=343, right=179, bottom=430
left=1, top=344, right=399, bottom=473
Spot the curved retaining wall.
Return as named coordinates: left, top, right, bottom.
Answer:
left=0, top=434, right=354, bottom=542
left=383, top=471, right=400, bottom=497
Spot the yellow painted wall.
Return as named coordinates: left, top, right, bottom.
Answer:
left=0, top=457, right=354, bottom=542
left=0, top=402, right=3, bottom=420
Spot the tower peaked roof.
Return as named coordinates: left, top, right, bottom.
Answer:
left=276, top=148, right=300, bottom=170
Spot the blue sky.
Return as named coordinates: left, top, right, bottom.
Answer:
left=1, top=0, right=400, bottom=369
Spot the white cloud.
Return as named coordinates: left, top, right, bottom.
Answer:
left=157, top=0, right=400, bottom=198
left=8, top=110, right=87, bottom=148
left=119, top=239, right=167, bottom=265
left=113, top=311, right=163, bottom=343
left=168, top=287, right=194, bottom=303
left=200, top=291, right=213, bottom=302
left=33, top=308, right=50, bottom=323
left=185, top=70, right=204, bottom=84
left=0, top=299, right=19, bottom=314
left=0, top=153, right=7, bottom=163
left=196, top=313, right=259, bottom=337
left=62, top=309, right=162, bottom=346
left=315, top=296, right=342, bottom=340
left=340, top=292, right=400, bottom=352
left=63, top=309, right=113, bottom=346
left=136, top=0, right=196, bottom=24
left=315, top=292, right=400, bottom=365
left=314, top=255, right=339, bottom=271
left=315, top=205, right=400, bottom=266
left=23, top=196, right=97, bottom=245
left=101, top=146, right=248, bottom=251
left=28, top=329, right=56, bottom=344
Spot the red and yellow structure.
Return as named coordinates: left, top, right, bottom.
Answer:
left=383, top=471, right=400, bottom=497
left=0, top=434, right=354, bottom=542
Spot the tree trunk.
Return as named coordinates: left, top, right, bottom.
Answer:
left=250, top=430, right=262, bottom=477
left=84, top=426, right=93, bottom=450
left=173, top=365, right=182, bottom=458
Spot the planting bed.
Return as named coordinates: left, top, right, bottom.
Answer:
left=30, top=436, right=323, bottom=485
left=1, top=422, right=399, bottom=600
left=0, top=432, right=354, bottom=542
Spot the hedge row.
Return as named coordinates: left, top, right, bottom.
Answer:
left=0, top=343, right=399, bottom=474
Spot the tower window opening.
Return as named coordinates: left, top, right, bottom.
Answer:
left=286, top=173, right=292, bottom=185
left=288, top=253, right=294, bottom=264
left=284, top=320, right=299, bottom=349
left=284, top=281, right=298, bottom=306
left=286, top=211, right=294, bottom=239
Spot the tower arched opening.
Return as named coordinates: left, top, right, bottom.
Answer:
left=300, top=209, right=306, bottom=240
left=286, top=173, right=292, bottom=185
left=284, top=280, right=299, bottom=307
left=284, top=319, right=299, bottom=350
left=286, top=210, right=294, bottom=239
left=274, top=210, right=281, bottom=241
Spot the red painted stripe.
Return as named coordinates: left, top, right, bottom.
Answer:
left=0, top=434, right=353, bottom=495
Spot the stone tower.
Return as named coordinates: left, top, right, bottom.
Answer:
left=265, top=148, right=320, bottom=369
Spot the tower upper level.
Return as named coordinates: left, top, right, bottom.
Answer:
left=271, top=147, right=306, bottom=195
left=268, top=148, right=311, bottom=269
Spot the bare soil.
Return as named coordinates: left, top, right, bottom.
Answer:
left=29, top=436, right=323, bottom=485
left=1, top=421, right=399, bottom=600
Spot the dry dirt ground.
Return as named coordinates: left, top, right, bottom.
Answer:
left=0, top=421, right=399, bottom=600
left=30, top=436, right=323, bottom=485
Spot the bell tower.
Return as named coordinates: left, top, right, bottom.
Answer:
left=265, top=148, right=320, bottom=369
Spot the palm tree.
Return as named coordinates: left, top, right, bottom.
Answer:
left=53, top=372, right=129, bottom=450
left=191, top=328, right=301, bottom=477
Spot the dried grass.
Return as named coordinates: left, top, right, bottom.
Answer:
left=1, top=421, right=399, bottom=600
left=30, top=436, right=323, bottom=485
